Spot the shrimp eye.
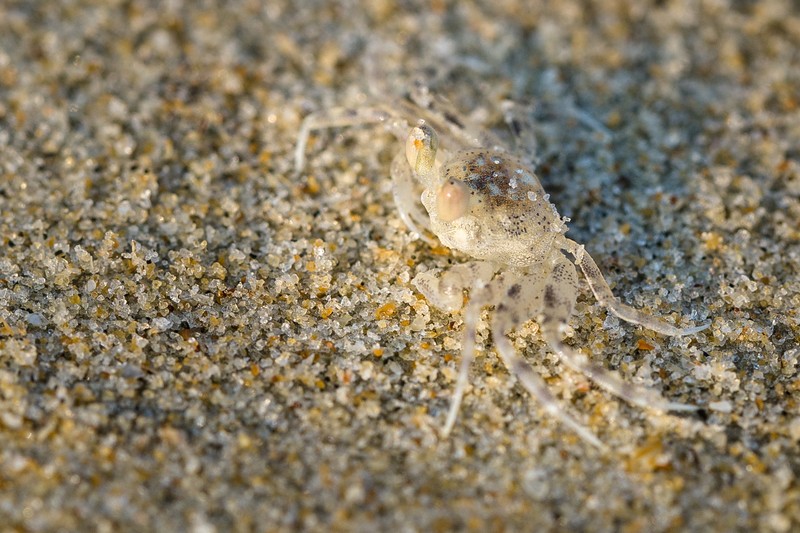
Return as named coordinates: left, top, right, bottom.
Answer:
left=437, top=179, right=470, bottom=222
left=405, top=122, right=438, bottom=175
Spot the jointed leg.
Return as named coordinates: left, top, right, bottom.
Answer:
left=563, top=239, right=710, bottom=336
left=539, top=252, right=697, bottom=412
left=491, top=266, right=605, bottom=448
left=541, top=326, right=697, bottom=412
left=294, top=106, right=411, bottom=172
left=413, top=262, right=499, bottom=436
left=441, top=291, right=483, bottom=436
left=492, top=309, right=604, bottom=448
left=295, top=106, right=440, bottom=243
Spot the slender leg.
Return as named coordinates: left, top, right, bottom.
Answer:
left=491, top=264, right=605, bottom=448
left=492, top=313, right=605, bottom=448
left=295, top=107, right=440, bottom=243
left=294, top=106, right=411, bottom=172
left=535, top=98, right=613, bottom=141
left=563, top=239, right=710, bottom=336
left=542, top=327, right=697, bottom=412
left=413, top=262, right=499, bottom=436
left=441, top=290, right=483, bottom=436
left=539, top=252, right=697, bottom=412
left=563, top=104, right=612, bottom=140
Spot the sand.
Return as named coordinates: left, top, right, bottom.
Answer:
left=1, top=1, right=799, bottom=531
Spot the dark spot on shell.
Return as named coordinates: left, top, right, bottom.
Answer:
left=544, top=286, right=557, bottom=307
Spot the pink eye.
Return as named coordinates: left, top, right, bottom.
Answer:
left=437, top=180, right=470, bottom=222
